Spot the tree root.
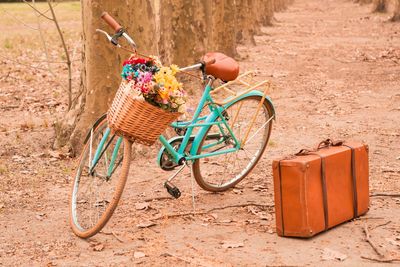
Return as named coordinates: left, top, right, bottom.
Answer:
left=370, top=192, right=400, bottom=198
left=361, top=255, right=400, bottom=263
left=370, top=220, right=391, bottom=230
left=362, top=223, right=385, bottom=258
left=143, top=196, right=174, bottom=202
left=150, top=202, right=274, bottom=221
left=100, top=231, right=124, bottom=243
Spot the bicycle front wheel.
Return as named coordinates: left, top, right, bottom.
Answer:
left=69, top=117, right=132, bottom=238
left=192, top=95, right=273, bottom=192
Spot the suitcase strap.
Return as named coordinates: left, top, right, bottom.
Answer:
left=342, top=144, right=359, bottom=218
left=310, top=152, right=329, bottom=231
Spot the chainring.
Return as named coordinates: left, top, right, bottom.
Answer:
left=159, top=137, right=192, bottom=171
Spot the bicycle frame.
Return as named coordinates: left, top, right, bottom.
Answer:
left=158, top=79, right=241, bottom=164
left=90, top=76, right=276, bottom=174
left=158, top=75, right=276, bottom=165
left=91, top=26, right=277, bottom=172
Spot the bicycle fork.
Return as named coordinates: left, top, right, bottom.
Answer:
left=89, top=127, right=123, bottom=180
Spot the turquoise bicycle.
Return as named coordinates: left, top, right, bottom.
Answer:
left=70, top=12, right=276, bottom=238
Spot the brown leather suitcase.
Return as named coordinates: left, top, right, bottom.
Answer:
left=272, top=139, right=369, bottom=237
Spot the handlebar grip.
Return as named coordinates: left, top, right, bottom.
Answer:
left=101, top=12, right=122, bottom=33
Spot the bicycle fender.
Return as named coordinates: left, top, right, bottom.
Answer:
left=189, top=92, right=276, bottom=156
left=83, top=113, right=108, bottom=144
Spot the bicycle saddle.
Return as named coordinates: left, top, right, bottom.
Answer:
left=202, top=52, right=239, bottom=81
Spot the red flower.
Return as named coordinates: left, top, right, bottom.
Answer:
left=123, top=57, right=148, bottom=66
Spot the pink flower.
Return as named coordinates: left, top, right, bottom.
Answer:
left=143, top=72, right=152, bottom=83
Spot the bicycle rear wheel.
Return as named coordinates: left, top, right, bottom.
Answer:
left=69, top=117, right=132, bottom=238
left=192, top=95, right=273, bottom=192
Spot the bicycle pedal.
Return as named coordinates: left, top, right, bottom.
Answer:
left=164, top=181, right=181, bottom=199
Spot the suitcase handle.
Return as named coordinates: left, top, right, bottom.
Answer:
left=295, top=139, right=344, bottom=156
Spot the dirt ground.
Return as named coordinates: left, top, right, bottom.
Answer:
left=1, top=0, right=400, bottom=266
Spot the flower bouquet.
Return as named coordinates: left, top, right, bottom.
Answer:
left=121, top=56, right=186, bottom=113
left=107, top=56, right=185, bottom=146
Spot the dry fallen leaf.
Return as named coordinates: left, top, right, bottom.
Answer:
left=35, top=213, right=46, bottom=220
left=136, top=221, right=156, bottom=228
left=232, top=189, right=242, bottom=194
left=134, top=251, right=146, bottom=259
left=252, top=185, right=268, bottom=191
left=135, top=202, right=149, bottom=210
left=222, top=241, right=244, bottom=249
left=93, top=244, right=104, bottom=252
left=48, top=150, right=68, bottom=159
left=209, top=213, right=218, bottom=220
left=12, top=155, right=25, bottom=163
left=321, top=248, right=347, bottom=261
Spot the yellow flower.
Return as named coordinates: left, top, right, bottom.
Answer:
left=158, top=87, right=169, bottom=100
left=170, top=64, right=180, bottom=75
left=154, top=72, right=165, bottom=84
left=159, top=67, right=172, bottom=76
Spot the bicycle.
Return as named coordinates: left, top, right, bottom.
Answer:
left=70, top=12, right=276, bottom=238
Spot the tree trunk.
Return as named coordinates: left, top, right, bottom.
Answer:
left=54, top=0, right=157, bottom=154
left=390, top=0, right=400, bottom=21
left=55, top=0, right=292, bottom=155
left=354, top=0, right=373, bottom=4
left=372, top=0, right=387, bottom=12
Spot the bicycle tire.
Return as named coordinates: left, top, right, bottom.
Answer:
left=192, top=95, right=273, bottom=192
left=69, top=117, right=132, bottom=238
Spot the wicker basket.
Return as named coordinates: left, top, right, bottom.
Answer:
left=107, top=81, right=181, bottom=146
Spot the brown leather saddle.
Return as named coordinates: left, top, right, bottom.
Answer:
left=202, top=52, right=239, bottom=81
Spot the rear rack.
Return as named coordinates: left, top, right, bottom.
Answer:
left=211, top=71, right=271, bottom=105
left=211, top=71, right=273, bottom=146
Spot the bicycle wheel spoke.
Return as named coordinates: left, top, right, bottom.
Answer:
left=70, top=117, right=131, bottom=238
left=193, top=96, right=272, bottom=191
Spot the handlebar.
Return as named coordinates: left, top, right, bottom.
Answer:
left=98, top=11, right=136, bottom=48
left=101, top=12, right=122, bottom=33
left=98, top=11, right=216, bottom=75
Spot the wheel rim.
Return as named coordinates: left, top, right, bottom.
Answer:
left=71, top=121, right=125, bottom=233
left=194, top=97, right=272, bottom=190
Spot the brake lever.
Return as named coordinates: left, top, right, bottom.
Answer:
left=111, top=29, right=124, bottom=46
left=95, top=29, right=121, bottom=47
